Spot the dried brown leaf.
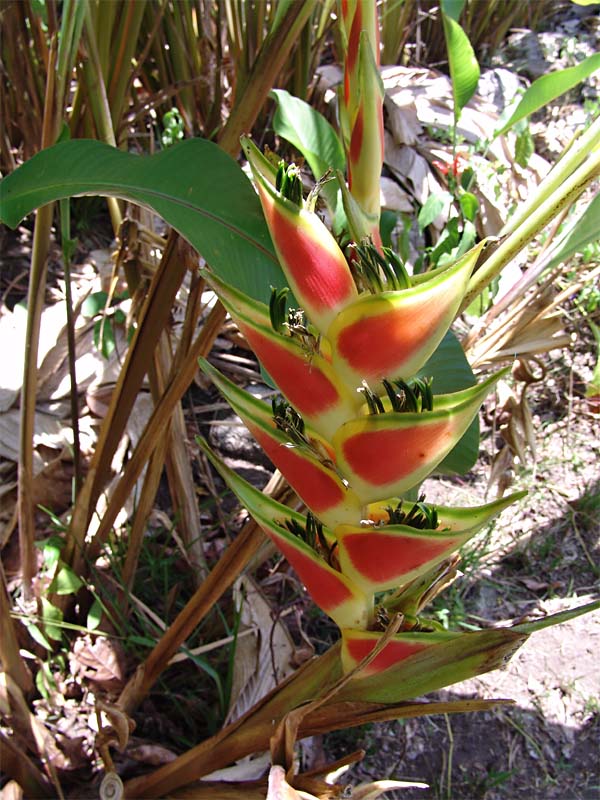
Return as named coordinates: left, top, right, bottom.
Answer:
left=70, top=636, right=126, bottom=693
left=226, top=576, right=296, bottom=724
left=127, top=742, right=179, bottom=767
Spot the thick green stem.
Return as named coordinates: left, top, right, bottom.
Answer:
left=500, top=113, right=600, bottom=239
left=463, top=145, right=600, bottom=312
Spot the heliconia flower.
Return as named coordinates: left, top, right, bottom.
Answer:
left=332, top=371, right=504, bottom=504
left=197, top=438, right=371, bottom=630
left=199, top=359, right=362, bottom=528
left=339, top=0, right=384, bottom=246
left=336, top=491, right=525, bottom=592
left=241, top=136, right=357, bottom=333
left=327, top=241, right=487, bottom=390
left=202, top=271, right=359, bottom=437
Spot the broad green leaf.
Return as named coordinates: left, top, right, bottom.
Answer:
left=82, top=291, right=109, bottom=318
left=0, top=138, right=285, bottom=304
left=545, top=192, right=600, bottom=272
left=271, top=89, right=346, bottom=231
left=459, top=192, right=478, bottom=222
left=39, top=535, right=64, bottom=569
left=514, top=121, right=535, bottom=168
left=418, top=192, right=452, bottom=232
left=50, top=564, right=84, bottom=595
left=27, top=623, right=53, bottom=651
left=495, top=53, right=600, bottom=138
left=442, top=13, right=480, bottom=118
left=417, top=330, right=479, bottom=476
left=380, top=209, right=398, bottom=248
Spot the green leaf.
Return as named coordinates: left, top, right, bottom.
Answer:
left=82, top=291, right=108, bottom=318
left=495, top=53, right=600, bottom=138
left=0, top=138, right=285, bottom=304
left=442, top=13, right=480, bottom=118
left=50, top=564, right=84, bottom=595
left=87, top=598, right=103, bottom=632
left=418, top=192, right=452, bottom=232
left=27, top=623, right=53, bottom=651
left=41, top=597, right=63, bottom=641
left=93, top=318, right=116, bottom=359
left=380, top=210, right=398, bottom=248
left=441, top=0, right=465, bottom=21
left=39, top=535, right=64, bottom=569
left=514, top=122, right=535, bottom=168
left=35, top=662, right=57, bottom=699
left=416, top=330, right=479, bottom=476
left=459, top=192, right=478, bottom=222
left=271, top=89, right=346, bottom=231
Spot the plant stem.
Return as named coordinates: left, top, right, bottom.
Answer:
left=501, top=113, right=600, bottom=239
left=463, top=146, right=600, bottom=311
left=218, top=0, right=317, bottom=157
left=59, top=199, right=82, bottom=497
left=0, top=564, right=33, bottom=694
left=17, top=33, right=59, bottom=599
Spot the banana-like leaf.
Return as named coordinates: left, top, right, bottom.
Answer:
left=442, top=11, right=480, bottom=119
left=327, top=241, right=486, bottom=389
left=197, top=438, right=370, bottom=630
left=199, top=360, right=362, bottom=527
left=333, top=371, right=503, bottom=504
left=0, top=139, right=285, bottom=304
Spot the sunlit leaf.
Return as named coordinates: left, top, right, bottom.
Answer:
left=50, top=565, right=84, bottom=595
left=442, top=13, right=480, bottom=117
left=495, top=53, right=600, bottom=138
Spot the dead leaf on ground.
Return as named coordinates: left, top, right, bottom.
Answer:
left=126, top=741, right=178, bottom=766
left=69, top=635, right=127, bottom=693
